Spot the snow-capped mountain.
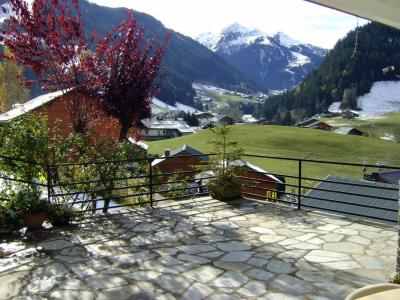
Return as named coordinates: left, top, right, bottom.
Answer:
left=196, top=23, right=327, bottom=90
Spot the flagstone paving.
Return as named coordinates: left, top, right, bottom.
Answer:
left=0, top=197, right=397, bottom=299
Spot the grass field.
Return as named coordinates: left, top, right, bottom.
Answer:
left=147, top=125, right=400, bottom=185
left=320, top=112, right=400, bottom=142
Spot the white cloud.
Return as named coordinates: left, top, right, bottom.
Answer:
left=91, top=0, right=367, bottom=48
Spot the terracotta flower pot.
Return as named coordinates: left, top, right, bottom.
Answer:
left=22, top=212, right=47, bottom=230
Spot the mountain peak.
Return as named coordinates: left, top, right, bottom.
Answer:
left=222, top=23, right=250, bottom=34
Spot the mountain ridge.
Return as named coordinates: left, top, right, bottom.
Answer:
left=196, top=23, right=327, bottom=91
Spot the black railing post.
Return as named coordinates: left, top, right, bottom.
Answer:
left=46, top=163, right=52, bottom=203
left=397, top=180, right=400, bottom=275
left=298, top=159, right=302, bottom=210
left=149, top=158, right=154, bottom=208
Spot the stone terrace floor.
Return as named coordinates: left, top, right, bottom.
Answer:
left=0, top=197, right=397, bottom=300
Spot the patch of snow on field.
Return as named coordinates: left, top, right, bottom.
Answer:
left=380, top=133, right=396, bottom=142
left=358, top=81, right=400, bottom=116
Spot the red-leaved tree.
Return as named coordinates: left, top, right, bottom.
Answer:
left=1, top=0, right=96, bottom=133
left=84, top=11, right=170, bottom=142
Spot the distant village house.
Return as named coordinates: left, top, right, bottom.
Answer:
left=138, top=119, right=195, bottom=141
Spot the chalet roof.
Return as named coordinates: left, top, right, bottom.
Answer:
left=302, top=175, right=397, bottom=223
left=218, top=115, right=237, bottom=123
left=377, top=171, right=400, bottom=185
left=151, top=145, right=209, bottom=167
left=296, top=118, right=319, bottom=127
left=140, top=119, right=195, bottom=134
left=0, top=90, right=65, bottom=123
left=232, top=160, right=282, bottom=183
left=303, top=121, right=332, bottom=129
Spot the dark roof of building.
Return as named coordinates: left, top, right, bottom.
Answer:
left=378, top=171, right=400, bottom=184
left=151, top=145, right=209, bottom=167
left=219, top=115, right=236, bottom=122
left=302, top=175, right=397, bottom=223
left=232, top=160, right=282, bottom=183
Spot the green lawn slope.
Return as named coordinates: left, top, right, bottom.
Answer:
left=147, top=125, right=400, bottom=184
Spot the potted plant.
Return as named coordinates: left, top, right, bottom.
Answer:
left=206, top=125, right=244, bottom=201
left=208, top=172, right=243, bottom=201
left=10, top=188, right=49, bottom=230
left=48, top=204, right=77, bottom=227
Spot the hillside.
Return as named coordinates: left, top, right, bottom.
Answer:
left=147, top=125, right=400, bottom=181
left=0, top=0, right=259, bottom=107
left=262, top=22, right=400, bottom=124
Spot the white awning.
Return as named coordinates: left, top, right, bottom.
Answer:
left=305, top=0, right=400, bottom=30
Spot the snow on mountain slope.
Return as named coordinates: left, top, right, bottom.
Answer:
left=274, top=32, right=301, bottom=48
left=152, top=98, right=177, bottom=111
left=286, top=52, right=311, bottom=69
left=151, top=98, right=199, bottom=114
left=358, top=81, right=400, bottom=116
left=175, top=102, right=199, bottom=113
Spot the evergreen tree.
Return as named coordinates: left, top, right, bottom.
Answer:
left=341, top=87, right=358, bottom=109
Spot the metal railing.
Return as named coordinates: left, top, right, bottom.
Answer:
left=0, top=153, right=398, bottom=223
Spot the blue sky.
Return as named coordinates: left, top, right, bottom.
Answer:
left=92, top=0, right=367, bottom=49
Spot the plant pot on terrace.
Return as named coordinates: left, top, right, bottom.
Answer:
left=21, top=212, right=47, bottom=230
left=10, top=189, right=49, bottom=231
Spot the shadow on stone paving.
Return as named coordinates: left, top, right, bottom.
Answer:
left=0, top=197, right=396, bottom=299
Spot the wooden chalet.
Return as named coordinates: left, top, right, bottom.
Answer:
left=0, top=91, right=121, bottom=140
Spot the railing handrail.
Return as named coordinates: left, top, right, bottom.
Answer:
left=243, top=153, right=400, bottom=170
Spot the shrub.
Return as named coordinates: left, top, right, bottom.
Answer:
left=47, top=204, right=78, bottom=226
left=0, top=201, right=23, bottom=233
left=9, top=188, right=49, bottom=214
